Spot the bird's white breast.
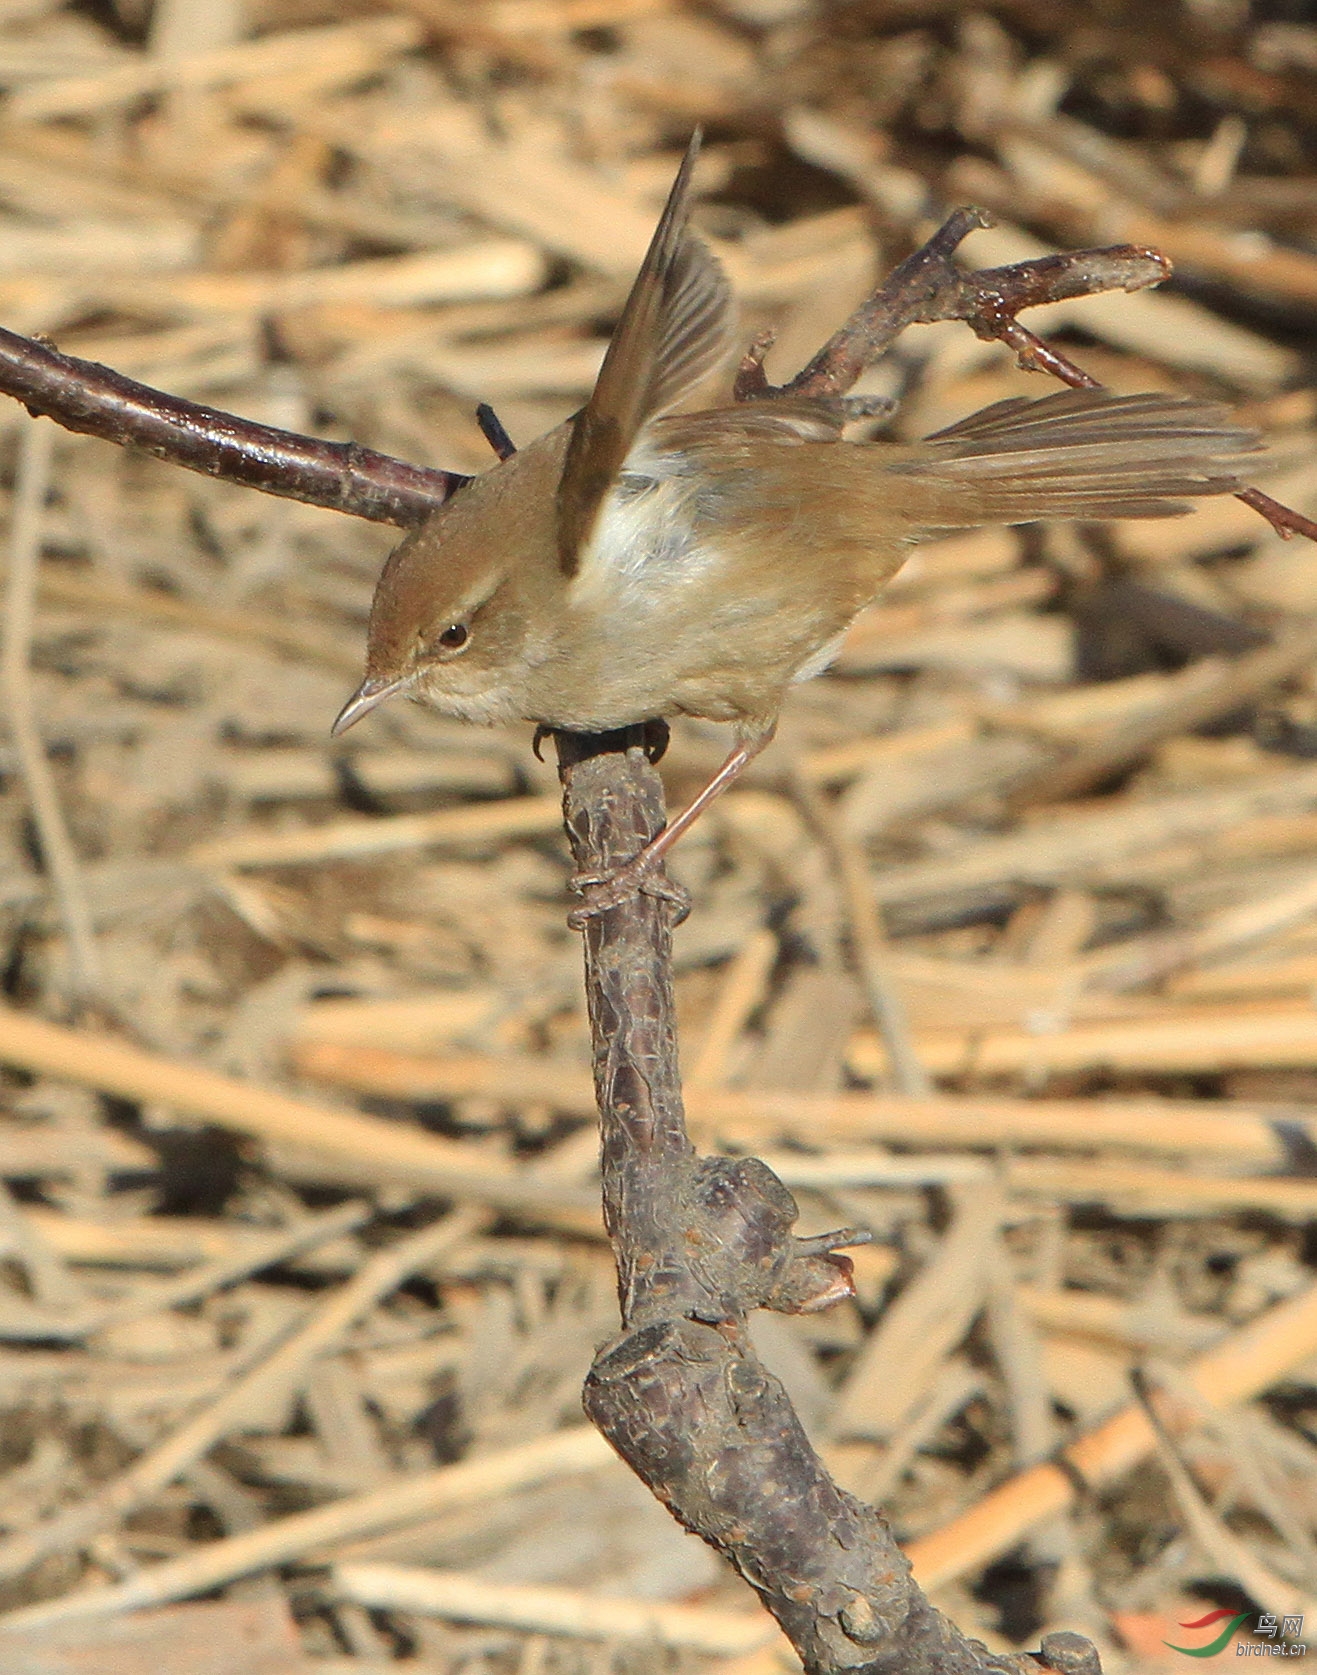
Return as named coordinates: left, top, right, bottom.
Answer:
left=566, top=448, right=716, bottom=615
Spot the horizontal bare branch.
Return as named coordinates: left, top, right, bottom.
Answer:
left=0, top=325, right=463, bottom=526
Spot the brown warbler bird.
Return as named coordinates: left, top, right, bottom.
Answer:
left=335, top=136, right=1262, bottom=916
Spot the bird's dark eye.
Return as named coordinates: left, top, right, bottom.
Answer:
left=438, top=623, right=469, bottom=650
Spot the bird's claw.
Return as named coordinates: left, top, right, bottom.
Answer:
left=567, top=858, right=692, bottom=929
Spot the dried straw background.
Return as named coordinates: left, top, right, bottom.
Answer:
left=0, top=0, right=1315, bottom=1670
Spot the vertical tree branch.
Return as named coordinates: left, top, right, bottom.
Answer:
left=556, top=726, right=1094, bottom=1675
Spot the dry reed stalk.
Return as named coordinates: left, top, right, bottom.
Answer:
left=908, top=1279, right=1317, bottom=1590
left=0, top=1428, right=615, bottom=1632
left=1004, top=1158, right=1317, bottom=1219
left=0, top=1208, right=484, bottom=1588
left=0, top=420, right=103, bottom=1006
left=0, top=1004, right=596, bottom=1220
left=190, top=794, right=564, bottom=869
left=332, top=1568, right=775, bottom=1653
left=0, top=1198, right=369, bottom=1342
left=686, top=927, right=778, bottom=1090
left=286, top=1040, right=1317, bottom=1164
left=850, top=1005, right=1317, bottom=1079
left=871, top=765, right=1317, bottom=904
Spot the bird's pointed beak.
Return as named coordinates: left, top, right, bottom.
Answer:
left=331, top=673, right=410, bottom=737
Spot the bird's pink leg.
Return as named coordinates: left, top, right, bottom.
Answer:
left=568, top=732, right=771, bottom=927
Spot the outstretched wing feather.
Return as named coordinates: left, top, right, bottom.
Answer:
left=556, top=133, right=735, bottom=576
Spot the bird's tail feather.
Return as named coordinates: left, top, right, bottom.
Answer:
left=891, top=388, right=1263, bottom=525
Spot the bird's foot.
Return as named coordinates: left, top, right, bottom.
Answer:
left=567, top=856, right=691, bottom=929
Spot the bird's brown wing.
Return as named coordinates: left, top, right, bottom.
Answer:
left=556, top=131, right=735, bottom=576
left=651, top=398, right=849, bottom=454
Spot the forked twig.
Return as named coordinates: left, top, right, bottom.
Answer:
left=737, top=211, right=1170, bottom=401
